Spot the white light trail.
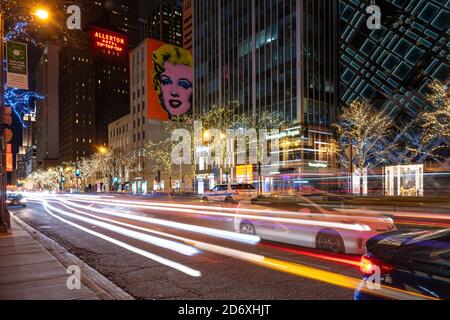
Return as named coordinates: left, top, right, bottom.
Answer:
left=43, top=200, right=199, bottom=256
left=67, top=198, right=372, bottom=232
left=53, top=199, right=435, bottom=300
left=60, top=199, right=262, bottom=243
left=41, top=201, right=201, bottom=277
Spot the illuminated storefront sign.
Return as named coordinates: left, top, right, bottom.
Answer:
left=266, top=129, right=301, bottom=140
left=6, top=144, right=13, bottom=172
left=308, top=162, right=328, bottom=168
left=236, top=165, right=253, bottom=183
left=92, top=29, right=127, bottom=57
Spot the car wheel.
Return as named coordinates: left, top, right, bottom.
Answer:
left=240, top=222, right=256, bottom=235
left=224, top=196, right=233, bottom=203
left=316, top=230, right=345, bottom=254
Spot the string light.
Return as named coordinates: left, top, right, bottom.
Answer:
left=4, top=21, right=37, bottom=45
left=4, top=87, right=43, bottom=127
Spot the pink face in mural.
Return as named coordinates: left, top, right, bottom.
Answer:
left=159, top=62, right=193, bottom=116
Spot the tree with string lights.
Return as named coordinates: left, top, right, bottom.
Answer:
left=335, top=101, right=396, bottom=195
left=418, top=79, right=450, bottom=158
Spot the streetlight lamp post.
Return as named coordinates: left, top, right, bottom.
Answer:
left=0, top=8, right=50, bottom=233
left=0, top=12, right=8, bottom=233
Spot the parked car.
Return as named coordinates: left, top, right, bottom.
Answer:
left=355, top=228, right=450, bottom=300
left=6, top=193, right=27, bottom=207
left=202, top=184, right=258, bottom=203
left=234, top=198, right=396, bottom=254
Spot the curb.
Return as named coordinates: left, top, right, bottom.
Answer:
left=12, top=214, right=134, bottom=300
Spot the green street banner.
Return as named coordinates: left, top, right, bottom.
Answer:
left=6, top=41, right=29, bottom=90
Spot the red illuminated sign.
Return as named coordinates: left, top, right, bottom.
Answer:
left=6, top=144, right=13, bottom=172
left=92, top=28, right=127, bottom=57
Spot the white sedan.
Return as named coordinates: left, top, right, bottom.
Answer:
left=233, top=198, right=396, bottom=255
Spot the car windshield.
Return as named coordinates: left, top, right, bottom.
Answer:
left=406, top=229, right=450, bottom=246
left=231, top=184, right=255, bottom=190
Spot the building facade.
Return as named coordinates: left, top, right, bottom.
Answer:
left=192, top=0, right=339, bottom=193
left=339, top=0, right=448, bottom=117
left=108, top=113, right=132, bottom=191
left=183, top=0, right=193, bottom=51
left=148, top=0, right=183, bottom=47
left=15, top=111, right=37, bottom=181
left=138, top=18, right=149, bottom=43
left=193, top=0, right=338, bottom=126
left=58, top=38, right=97, bottom=162
left=58, top=1, right=139, bottom=163
left=35, top=44, right=60, bottom=170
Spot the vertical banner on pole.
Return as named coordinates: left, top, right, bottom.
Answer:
left=6, top=41, right=29, bottom=90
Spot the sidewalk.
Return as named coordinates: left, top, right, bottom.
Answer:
left=0, top=217, right=98, bottom=300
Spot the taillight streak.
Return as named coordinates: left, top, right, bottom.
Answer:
left=360, top=255, right=395, bottom=276
left=263, top=242, right=361, bottom=268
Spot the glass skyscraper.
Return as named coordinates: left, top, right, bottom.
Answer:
left=193, top=0, right=338, bottom=127
left=192, top=0, right=339, bottom=193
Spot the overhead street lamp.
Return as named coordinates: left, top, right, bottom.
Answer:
left=33, top=9, right=50, bottom=21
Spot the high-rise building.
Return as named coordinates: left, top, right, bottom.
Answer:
left=58, top=40, right=97, bottom=162
left=193, top=0, right=338, bottom=126
left=339, top=0, right=449, bottom=153
left=35, top=44, right=60, bottom=170
left=148, top=0, right=183, bottom=47
left=92, top=27, right=131, bottom=149
left=192, top=0, right=339, bottom=193
left=61, top=0, right=139, bottom=48
left=58, top=1, right=139, bottom=163
left=138, top=18, right=149, bottom=43
left=183, top=0, right=193, bottom=51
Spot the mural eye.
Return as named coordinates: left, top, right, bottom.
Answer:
left=178, top=79, right=192, bottom=90
left=161, top=76, right=172, bottom=86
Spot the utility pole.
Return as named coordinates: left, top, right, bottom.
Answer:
left=0, top=13, right=9, bottom=233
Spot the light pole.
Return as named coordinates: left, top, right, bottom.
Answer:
left=0, top=12, right=8, bottom=233
left=0, top=8, right=49, bottom=233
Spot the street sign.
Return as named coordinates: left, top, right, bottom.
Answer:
left=6, top=41, right=29, bottom=90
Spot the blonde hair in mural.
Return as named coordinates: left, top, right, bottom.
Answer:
left=152, top=44, right=193, bottom=98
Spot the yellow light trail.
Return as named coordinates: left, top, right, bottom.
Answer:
left=42, top=198, right=438, bottom=301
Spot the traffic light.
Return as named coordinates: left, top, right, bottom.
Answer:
left=75, top=169, right=81, bottom=177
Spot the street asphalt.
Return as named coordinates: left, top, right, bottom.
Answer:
left=10, top=195, right=362, bottom=300
left=11, top=192, right=445, bottom=300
